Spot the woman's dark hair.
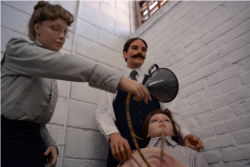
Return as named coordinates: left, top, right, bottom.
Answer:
left=28, top=1, right=74, bottom=41
left=142, top=109, right=180, bottom=146
left=123, top=38, right=148, bottom=62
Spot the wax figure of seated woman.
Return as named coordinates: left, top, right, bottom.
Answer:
left=118, top=109, right=208, bottom=167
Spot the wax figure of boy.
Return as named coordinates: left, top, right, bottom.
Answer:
left=1, top=2, right=151, bottom=166
left=95, top=38, right=204, bottom=167
left=118, top=109, right=208, bottom=167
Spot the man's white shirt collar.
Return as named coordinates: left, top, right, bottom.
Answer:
left=124, top=67, right=144, bottom=78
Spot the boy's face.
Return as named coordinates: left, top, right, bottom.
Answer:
left=123, top=39, right=147, bottom=69
left=148, top=113, right=175, bottom=138
left=34, top=18, right=68, bottom=51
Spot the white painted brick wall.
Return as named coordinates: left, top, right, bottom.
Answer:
left=1, top=1, right=132, bottom=166
left=65, top=127, right=109, bottom=159
left=197, top=125, right=216, bottom=138
left=57, top=80, right=69, bottom=98
left=2, top=1, right=37, bottom=14
left=92, top=160, right=106, bottom=167
left=204, top=134, right=235, bottom=150
left=116, top=1, right=129, bottom=16
left=188, top=92, right=203, bottom=105
left=102, top=1, right=115, bottom=8
left=196, top=107, right=233, bottom=127
left=78, top=19, right=98, bottom=42
left=233, top=129, right=250, bottom=145
left=211, top=87, right=249, bottom=110
left=202, top=151, right=221, bottom=164
left=63, top=158, right=92, bottom=167
left=240, top=71, right=250, bottom=85
left=47, top=124, right=64, bottom=157
left=67, top=99, right=98, bottom=130
left=50, top=97, right=67, bottom=125
left=221, top=146, right=250, bottom=162
left=81, top=1, right=99, bottom=12
left=98, top=28, right=125, bottom=52
left=214, top=114, right=250, bottom=135
left=1, top=3, right=30, bottom=35
left=115, top=21, right=130, bottom=38
left=1, top=52, right=4, bottom=58
left=242, top=55, right=250, bottom=72
left=79, top=4, right=115, bottom=34
left=230, top=99, right=250, bottom=116
left=132, top=1, right=250, bottom=166
left=2, top=1, right=250, bottom=166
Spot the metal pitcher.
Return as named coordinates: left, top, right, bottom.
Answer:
left=144, top=64, right=179, bottom=103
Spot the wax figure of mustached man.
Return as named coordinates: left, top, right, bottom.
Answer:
left=95, top=38, right=205, bottom=167
left=118, top=109, right=208, bottom=167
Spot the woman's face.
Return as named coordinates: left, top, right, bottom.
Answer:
left=34, top=18, right=68, bottom=51
left=148, top=113, right=175, bottom=138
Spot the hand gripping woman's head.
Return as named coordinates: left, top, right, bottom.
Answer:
left=28, top=1, right=74, bottom=51
left=142, top=109, right=180, bottom=146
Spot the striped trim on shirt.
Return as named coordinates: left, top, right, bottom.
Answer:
left=147, top=136, right=208, bottom=167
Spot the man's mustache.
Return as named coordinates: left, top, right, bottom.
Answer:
left=130, top=53, right=146, bottom=59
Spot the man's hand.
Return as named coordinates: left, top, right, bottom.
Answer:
left=184, top=134, right=204, bottom=152
left=44, top=145, right=58, bottom=167
left=117, top=76, right=152, bottom=104
left=109, top=132, right=132, bottom=162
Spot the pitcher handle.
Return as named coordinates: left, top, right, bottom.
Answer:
left=148, top=64, right=159, bottom=77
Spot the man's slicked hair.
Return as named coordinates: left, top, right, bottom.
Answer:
left=123, top=38, right=148, bottom=62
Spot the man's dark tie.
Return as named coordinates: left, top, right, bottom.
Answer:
left=130, top=70, right=138, bottom=81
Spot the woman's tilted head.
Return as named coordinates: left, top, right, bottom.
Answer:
left=28, top=1, right=74, bottom=51
left=142, top=109, right=180, bottom=145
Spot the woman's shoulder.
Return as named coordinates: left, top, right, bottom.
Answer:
left=5, top=38, right=35, bottom=54
left=6, top=37, right=32, bottom=46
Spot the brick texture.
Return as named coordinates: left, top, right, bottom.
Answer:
left=2, top=1, right=250, bottom=166
left=133, top=1, right=250, bottom=166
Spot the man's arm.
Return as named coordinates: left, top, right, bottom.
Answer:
left=95, top=91, right=119, bottom=141
left=95, top=91, right=132, bottom=162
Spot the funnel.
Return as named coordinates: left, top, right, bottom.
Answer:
left=144, top=64, right=179, bottom=103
